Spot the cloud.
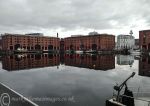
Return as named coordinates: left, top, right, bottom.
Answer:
left=0, top=0, right=150, bottom=38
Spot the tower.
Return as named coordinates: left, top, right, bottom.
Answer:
left=57, top=33, right=58, bottom=38
left=129, top=30, right=133, bottom=36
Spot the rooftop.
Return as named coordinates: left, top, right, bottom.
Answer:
left=139, top=29, right=150, bottom=32
left=65, top=34, right=115, bottom=39
left=1, top=33, right=59, bottom=38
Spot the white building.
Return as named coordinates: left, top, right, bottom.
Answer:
left=117, top=55, right=134, bottom=66
left=116, top=34, right=135, bottom=50
left=88, top=31, right=99, bottom=35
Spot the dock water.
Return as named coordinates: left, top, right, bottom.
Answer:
left=0, top=82, right=38, bottom=106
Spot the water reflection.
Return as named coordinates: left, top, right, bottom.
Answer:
left=2, top=54, right=60, bottom=71
left=1, top=54, right=115, bottom=71
left=1, top=54, right=150, bottom=106
left=139, top=56, right=150, bottom=77
left=64, top=54, right=115, bottom=70
left=117, top=55, right=134, bottom=66
left=5, top=54, right=150, bottom=75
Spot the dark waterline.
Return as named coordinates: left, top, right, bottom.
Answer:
left=0, top=54, right=150, bottom=106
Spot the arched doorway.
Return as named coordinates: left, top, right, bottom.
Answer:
left=14, top=44, right=21, bottom=50
left=92, top=44, right=97, bottom=50
left=48, top=45, right=53, bottom=50
left=35, top=44, right=41, bottom=50
left=80, top=44, right=84, bottom=50
left=70, top=45, right=74, bottom=50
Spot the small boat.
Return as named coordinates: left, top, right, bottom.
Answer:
left=85, top=50, right=97, bottom=53
left=75, top=51, right=83, bottom=54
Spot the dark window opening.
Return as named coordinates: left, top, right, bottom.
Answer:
left=10, top=46, right=13, bottom=50
left=31, top=47, right=34, bottom=50
left=92, top=44, right=97, bottom=50
left=45, top=47, right=47, bottom=50
left=35, top=44, right=41, bottom=50
left=48, top=45, right=53, bottom=50
left=27, top=46, right=30, bottom=50
left=14, top=44, right=21, bottom=50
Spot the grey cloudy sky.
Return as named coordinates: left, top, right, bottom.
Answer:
left=0, top=0, right=150, bottom=38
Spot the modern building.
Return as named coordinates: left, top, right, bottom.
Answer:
left=1, top=33, right=60, bottom=52
left=117, top=55, right=134, bottom=66
left=64, top=34, right=115, bottom=51
left=139, top=30, right=150, bottom=52
left=116, top=34, right=135, bottom=50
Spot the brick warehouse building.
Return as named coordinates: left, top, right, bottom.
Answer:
left=64, top=34, right=115, bottom=51
left=64, top=54, right=115, bottom=70
left=2, top=53, right=115, bottom=71
left=60, top=38, right=64, bottom=53
left=139, top=56, right=150, bottom=77
left=139, top=30, right=150, bottom=51
left=1, top=33, right=60, bottom=52
left=2, top=54, right=60, bottom=71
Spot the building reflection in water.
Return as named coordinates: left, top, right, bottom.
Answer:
left=2, top=54, right=60, bottom=71
left=117, top=55, right=134, bottom=66
left=139, top=56, right=150, bottom=77
left=2, top=54, right=115, bottom=71
left=64, top=54, right=115, bottom=71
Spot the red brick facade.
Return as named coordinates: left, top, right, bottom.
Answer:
left=60, top=38, right=64, bottom=52
left=2, top=54, right=115, bottom=71
left=2, top=33, right=60, bottom=51
left=2, top=54, right=60, bottom=71
left=139, top=30, right=150, bottom=51
left=64, top=54, right=115, bottom=70
left=64, top=34, right=115, bottom=51
left=139, top=56, right=150, bottom=77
